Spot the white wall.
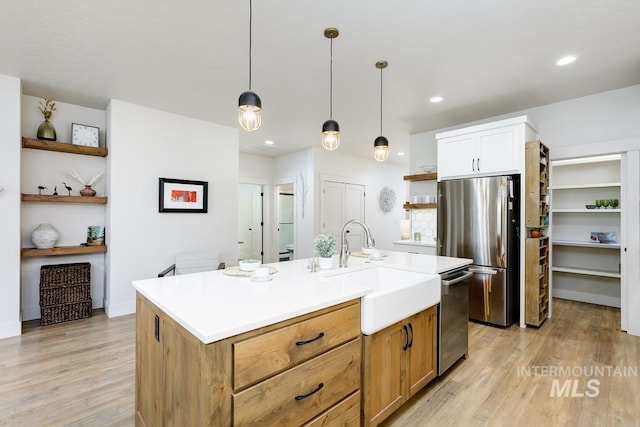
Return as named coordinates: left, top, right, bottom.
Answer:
left=0, top=75, right=22, bottom=338
left=313, top=147, right=408, bottom=252
left=105, top=100, right=239, bottom=317
left=20, top=95, right=107, bottom=320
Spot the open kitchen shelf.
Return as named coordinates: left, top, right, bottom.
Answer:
left=21, top=244, right=107, bottom=258
left=403, top=172, right=437, bottom=182
left=403, top=203, right=437, bottom=209
left=22, top=137, right=108, bottom=157
left=22, top=194, right=108, bottom=204
left=552, top=240, right=620, bottom=249
left=551, top=266, right=621, bottom=279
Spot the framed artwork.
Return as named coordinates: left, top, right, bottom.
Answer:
left=159, top=178, right=208, bottom=213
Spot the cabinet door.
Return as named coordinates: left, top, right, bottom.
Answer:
left=477, top=126, right=520, bottom=175
left=437, top=134, right=477, bottom=180
left=135, top=295, right=164, bottom=426
left=406, top=306, right=437, bottom=397
left=362, top=322, right=405, bottom=427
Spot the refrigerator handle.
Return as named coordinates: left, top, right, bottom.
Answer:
left=467, top=267, right=498, bottom=275
left=442, top=271, right=473, bottom=286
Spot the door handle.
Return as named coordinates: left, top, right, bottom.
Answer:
left=467, top=267, right=498, bottom=275
left=442, top=271, right=473, bottom=286
left=472, top=158, right=475, bottom=171
left=403, top=324, right=409, bottom=350
left=407, top=323, right=414, bottom=348
left=477, top=157, right=480, bottom=171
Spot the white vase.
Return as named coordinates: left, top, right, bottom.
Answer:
left=31, top=223, right=60, bottom=249
left=319, top=256, right=333, bottom=270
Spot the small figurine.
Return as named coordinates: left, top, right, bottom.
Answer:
left=62, top=182, right=73, bottom=195
left=53, top=186, right=58, bottom=195
left=37, top=185, right=47, bottom=195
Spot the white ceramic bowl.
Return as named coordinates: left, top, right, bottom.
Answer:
left=361, top=246, right=374, bottom=255
left=239, top=259, right=261, bottom=272
left=420, top=164, right=436, bottom=173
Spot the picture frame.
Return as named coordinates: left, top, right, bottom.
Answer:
left=71, top=123, right=100, bottom=147
left=159, top=178, right=208, bottom=213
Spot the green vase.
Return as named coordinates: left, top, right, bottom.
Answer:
left=37, top=119, right=57, bottom=141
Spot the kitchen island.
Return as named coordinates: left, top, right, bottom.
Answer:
left=133, top=251, right=471, bottom=426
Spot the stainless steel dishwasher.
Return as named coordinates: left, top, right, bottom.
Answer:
left=438, top=267, right=472, bottom=376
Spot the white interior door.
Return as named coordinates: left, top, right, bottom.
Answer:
left=238, top=183, right=263, bottom=261
left=320, top=180, right=366, bottom=252
left=345, top=183, right=366, bottom=250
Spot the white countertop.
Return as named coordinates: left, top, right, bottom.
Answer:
left=132, top=251, right=471, bottom=344
left=393, top=239, right=437, bottom=248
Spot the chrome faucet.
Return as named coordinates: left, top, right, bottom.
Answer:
left=339, top=219, right=375, bottom=268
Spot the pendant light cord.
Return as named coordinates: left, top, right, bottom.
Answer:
left=379, top=66, right=383, bottom=135
left=329, top=37, right=334, bottom=119
left=248, top=0, right=253, bottom=91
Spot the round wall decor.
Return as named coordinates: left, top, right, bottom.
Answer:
left=379, top=187, right=396, bottom=213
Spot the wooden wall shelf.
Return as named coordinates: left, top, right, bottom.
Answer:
left=22, top=137, right=108, bottom=157
left=403, top=203, right=437, bottom=209
left=22, top=194, right=108, bottom=204
left=403, top=172, right=437, bottom=182
left=21, top=245, right=107, bottom=258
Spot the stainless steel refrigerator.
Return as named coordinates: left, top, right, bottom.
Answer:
left=437, top=175, right=519, bottom=327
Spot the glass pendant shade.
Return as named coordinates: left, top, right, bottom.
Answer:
left=322, top=119, right=340, bottom=151
left=238, top=90, right=262, bottom=131
left=374, top=136, right=389, bottom=162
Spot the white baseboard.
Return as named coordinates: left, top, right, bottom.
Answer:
left=0, top=320, right=22, bottom=339
left=104, top=299, right=136, bottom=317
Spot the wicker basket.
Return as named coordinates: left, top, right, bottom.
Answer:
left=40, top=262, right=92, bottom=325
left=40, top=300, right=92, bottom=326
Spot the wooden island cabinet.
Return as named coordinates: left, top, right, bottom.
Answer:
left=136, top=294, right=362, bottom=426
left=361, top=305, right=437, bottom=427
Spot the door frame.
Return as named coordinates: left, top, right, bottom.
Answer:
left=274, top=177, right=297, bottom=262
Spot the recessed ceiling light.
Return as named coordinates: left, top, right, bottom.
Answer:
left=556, top=55, right=577, bottom=66
left=397, top=151, right=405, bottom=156
left=264, top=140, right=274, bottom=145
left=430, top=96, right=443, bottom=103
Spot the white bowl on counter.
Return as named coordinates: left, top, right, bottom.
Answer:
left=238, top=259, right=261, bottom=272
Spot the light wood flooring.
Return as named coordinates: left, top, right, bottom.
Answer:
left=0, top=299, right=638, bottom=426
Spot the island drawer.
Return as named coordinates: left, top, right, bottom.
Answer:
left=233, top=303, right=360, bottom=389
left=233, top=338, right=361, bottom=426
left=303, top=391, right=360, bottom=427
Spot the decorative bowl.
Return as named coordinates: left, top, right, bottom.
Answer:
left=238, top=259, right=261, bottom=272
left=590, top=231, right=617, bottom=244
left=420, top=164, right=437, bottom=173
left=585, top=205, right=596, bottom=209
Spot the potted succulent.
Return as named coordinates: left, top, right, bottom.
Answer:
left=37, top=98, right=57, bottom=141
left=313, top=234, right=337, bottom=269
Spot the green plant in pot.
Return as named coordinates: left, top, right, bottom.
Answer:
left=37, top=98, right=57, bottom=141
left=314, top=234, right=337, bottom=269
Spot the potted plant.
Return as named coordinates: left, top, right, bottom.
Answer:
left=314, top=234, right=337, bottom=269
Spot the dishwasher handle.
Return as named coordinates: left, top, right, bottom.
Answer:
left=441, top=271, right=473, bottom=286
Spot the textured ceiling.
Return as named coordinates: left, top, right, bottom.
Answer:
left=2, top=0, right=639, bottom=166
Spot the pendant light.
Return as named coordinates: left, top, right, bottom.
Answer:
left=322, top=28, right=340, bottom=151
left=238, top=0, right=262, bottom=131
left=374, top=60, right=389, bottom=162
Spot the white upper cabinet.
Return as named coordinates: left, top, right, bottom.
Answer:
left=436, top=116, right=537, bottom=180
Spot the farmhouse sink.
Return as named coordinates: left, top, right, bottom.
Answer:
left=325, top=266, right=440, bottom=335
